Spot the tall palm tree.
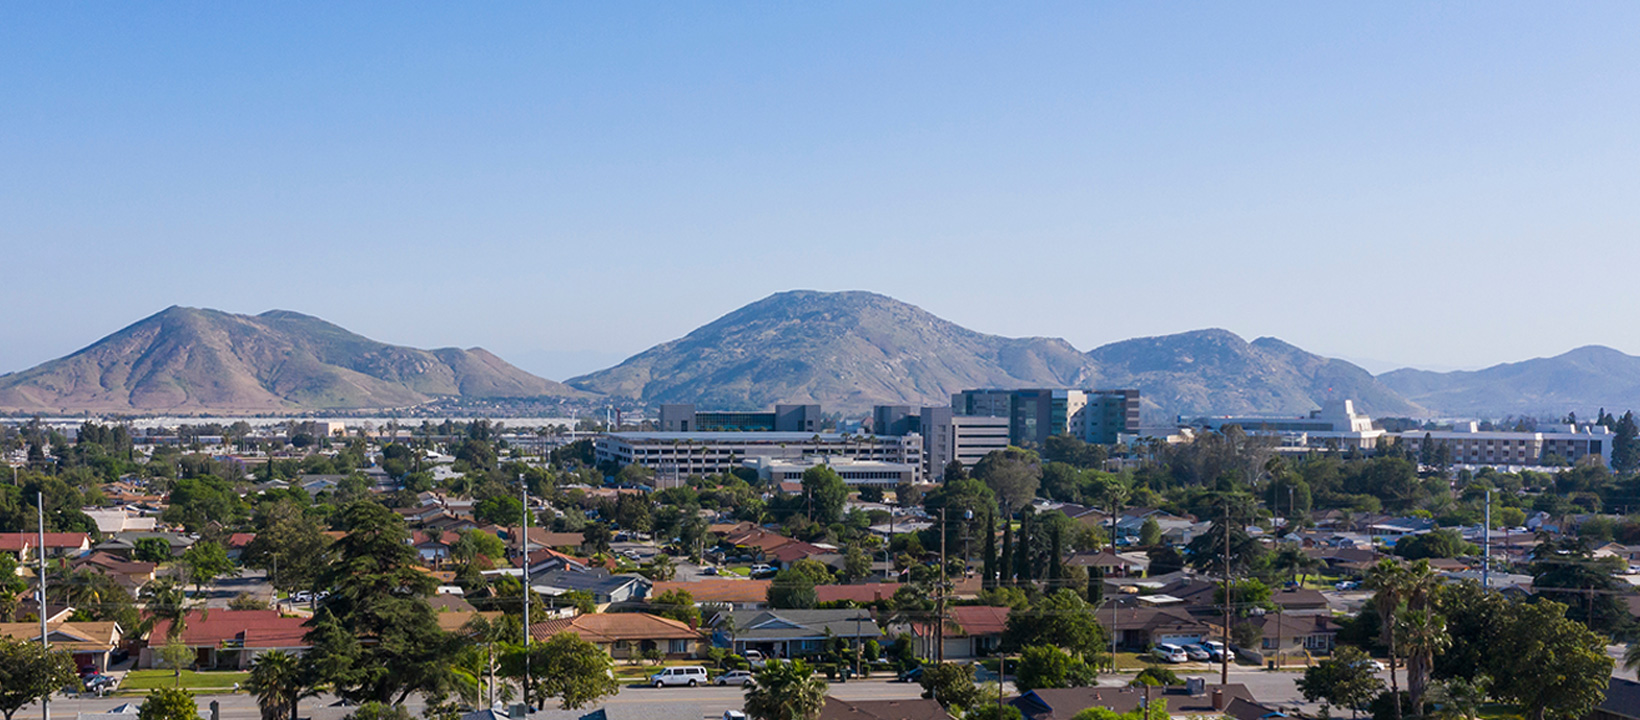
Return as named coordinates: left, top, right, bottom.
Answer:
left=1397, top=608, right=1450, bottom=714
left=743, top=660, right=827, bottom=720
left=1366, top=559, right=1409, bottom=720
left=246, top=649, right=310, bottom=720
left=1625, top=641, right=1640, bottom=681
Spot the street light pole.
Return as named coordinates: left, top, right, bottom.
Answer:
left=521, top=476, right=531, bottom=714
left=39, top=491, right=50, bottom=720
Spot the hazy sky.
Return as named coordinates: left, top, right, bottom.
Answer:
left=4, top=3, right=1639, bottom=380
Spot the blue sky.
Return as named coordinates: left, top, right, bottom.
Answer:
left=4, top=3, right=1639, bottom=379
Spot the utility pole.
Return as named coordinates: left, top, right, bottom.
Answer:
left=937, top=507, right=947, bottom=664
left=520, top=476, right=531, bottom=714
left=1220, top=499, right=1230, bottom=686
left=1483, top=489, right=1491, bottom=590
left=39, top=491, right=50, bottom=720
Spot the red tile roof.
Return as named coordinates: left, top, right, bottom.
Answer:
left=529, top=612, right=701, bottom=643
left=148, top=610, right=307, bottom=647
left=814, top=584, right=903, bottom=604
left=945, top=605, right=1009, bottom=638
left=226, top=533, right=257, bottom=549
left=653, top=579, right=772, bottom=605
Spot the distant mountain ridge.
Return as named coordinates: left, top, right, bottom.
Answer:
left=1087, top=330, right=1425, bottom=420
left=568, top=290, right=1420, bottom=420
left=14, top=294, right=1640, bottom=420
left=567, top=290, right=1100, bottom=413
left=0, top=306, right=586, bottom=413
left=1378, top=345, right=1640, bottom=418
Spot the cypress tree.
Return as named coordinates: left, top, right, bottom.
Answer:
left=1048, top=522, right=1064, bottom=589
left=982, top=510, right=998, bottom=590
left=1016, top=512, right=1033, bottom=586
left=1000, top=513, right=1013, bottom=588
left=1089, top=566, right=1105, bottom=606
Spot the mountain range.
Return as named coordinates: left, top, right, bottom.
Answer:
left=6, top=292, right=1640, bottom=420
left=0, top=307, right=585, bottom=414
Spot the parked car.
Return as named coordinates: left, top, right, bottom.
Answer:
left=650, top=666, right=709, bottom=688
left=1355, top=659, right=1387, bottom=673
left=1152, top=643, right=1189, bottom=664
left=700, top=566, right=720, bottom=576
left=1335, top=580, right=1360, bottom=591
left=1183, top=644, right=1211, bottom=661
left=715, top=670, right=756, bottom=687
left=895, top=665, right=924, bottom=683
left=1195, top=641, right=1226, bottom=662
left=743, top=650, right=768, bottom=668
left=749, top=564, right=775, bottom=577
left=722, top=712, right=747, bottom=720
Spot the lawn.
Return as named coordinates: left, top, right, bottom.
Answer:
left=120, top=670, right=251, bottom=692
left=720, top=566, right=752, bottom=577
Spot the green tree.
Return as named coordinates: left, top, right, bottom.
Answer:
left=744, top=660, right=828, bottom=720
left=450, top=530, right=507, bottom=564
left=509, top=633, right=620, bottom=710
left=767, top=559, right=834, bottom=609
left=137, top=688, right=198, bottom=720
left=916, top=662, right=983, bottom=712
left=0, top=637, right=78, bottom=720
left=134, top=537, right=172, bottom=564
left=246, top=649, right=311, bottom=720
left=1003, top=589, right=1107, bottom=659
left=1397, top=608, right=1450, bottom=714
left=1394, top=530, right=1477, bottom=561
left=1015, top=645, right=1092, bottom=691
left=242, top=500, right=331, bottom=595
left=1488, top=599, right=1613, bottom=720
left=1365, top=559, right=1410, bottom=720
left=648, top=589, right=702, bottom=628
left=1297, top=646, right=1384, bottom=719
left=304, top=502, right=457, bottom=705
left=158, top=639, right=194, bottom=682
left=0, top=554, right=25, bottom=620
left=180, top=540, right=236, bottom=595
left=973, top=447, right=1041, bottom=513
left=1138, top=517, right=1161, bottom=547
left=801, top=466, right=848, bottom=526
left=341, top=703, right=412, bottom=720
left=842, top=545, right=872, bottom=582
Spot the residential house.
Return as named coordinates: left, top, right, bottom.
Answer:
left=529, top=613, right=703, bottom=660
left=0, top=532, right=92, bottom=559
left=529, top=569, right=649, bottom=606
left=1066, top=550, right=1149, bottom=578
left=71, top=552, right=158, bottom=593
left=0, top=621, right=124, bottom=671
left=525, top=547, right=590, bottom=575
left=142, top=610, right=309, bottom=670
left=1010, top=684, right=1256, bottom=720
left=81, top=509, right=158, bottom=535
left=410, top=531, right=453, bottom=564
left=1269, top=588, right=1329, bottom=614
left=94, top=532, right=195, bottom=559
left=650, top=579, right=771, bottom=610
left=1095, top=605, right=1218, bottom=651
left=937, top=605, right=1009, bottom=660
left=714, top=609, right=882, bottom=659
left=814, top=584, right=903, bottom=606
left=1249, top=613, right=1340, bottom=654
left=820, top=698, right=950, bottom=720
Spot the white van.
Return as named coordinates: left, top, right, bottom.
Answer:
left=650, top=666, right=709, bottom=688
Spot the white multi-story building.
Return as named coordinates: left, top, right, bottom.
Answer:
left=872, top=405, right=1010, bottom=479
left=1398, top=422, right=1614, bottom=467
left=1187, top=399, right=1387, bottom=450
left=742, top=455, right=918, bottom=487
left=594, top=431, right=923, bottom=483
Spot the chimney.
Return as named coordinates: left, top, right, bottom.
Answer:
left=1211, top=689, right=1226, bottom=711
